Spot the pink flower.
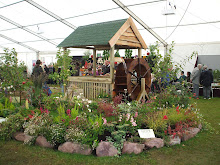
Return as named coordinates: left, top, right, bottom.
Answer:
left=44, top=109, right=49, bottom=114
left=31, top=110, right=35, bottom=115
left=162, top=115, right=168, bottom=120
left=66, top=109, right=71, bottom=115
left=193, top=93, right=196, bottom=97
left=40, top=107, right=43, bottom=113
left=134, top=112, right=138, bottom=118
left=76, top=116, right=79, bottom=121
left=126, top=113, right=131, bottom=121
left=102, top=117, right=107, bottom=125
left=132, top=121, right=137, bottom=126
left=24, top=117, right=28, bottom=120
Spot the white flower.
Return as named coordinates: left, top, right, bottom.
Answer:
left=77, top=95, right=81, bottom=99
left=88, top=109, right=91, bottom=112
left=86, top=105, right=89, bottom=108
left=88, top=100, right=92, bottom=104
left=127, top=103, right=131, bottom=106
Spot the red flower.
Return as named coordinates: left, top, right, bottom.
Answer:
left=91, top=55, right=93, bottom=58
left=76, top=116, right=79, bottom=121
left=28, top=114, right=33, bottom=119
left=162, top=115, right=168, bottom=120
left=176, top=109, right=180, bottom=114
left=40, top=107, right=43, bottom=113
left=31, top=110, right=35, bottom=115
left=22, top=82, right=26, bottom=85
left=164, top=130, right=167, bottom=135
left=147, top=52, right=150, bottom=55
left=114, top=62, right=117, bottom=65
left=66, top=109, right=71, bottom=116
left=172, top=132, right=176, bottom=139
left=197, top=98, right=199, bottom=100
left=193, top=93, right=196, bottom=97
left=176, top=106, right=179, bottom=110
left=189, top=97, right=191, bottom=99
left=24, top=117, right=28, bottom=120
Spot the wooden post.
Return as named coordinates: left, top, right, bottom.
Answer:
left=93, top=49, right=96, bottom=76
left=136, top=78, right=149, bottom=102
left=110, top=46, right=115, bottom=83
left=138, top=48, right=142, bottom=58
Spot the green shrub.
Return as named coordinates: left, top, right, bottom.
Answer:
left=0, top=113, right=25, bottom=140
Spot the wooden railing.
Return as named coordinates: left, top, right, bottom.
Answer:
left=68, top=76, right=113, bottom=100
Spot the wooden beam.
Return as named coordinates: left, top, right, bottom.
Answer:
left=93, top=49, right=96, bottom=76
left=138, top=48, right=142, bottom=58
left=122, top=32, right=135, bottom=37
left=109, top=20, right=130, bottom=48
left=128, top=17, right=148, bottom=49
left=110, top=46, right=115, bottom=84
left=119, top=36, right=140, bottom=43
left=68, top=76, right=111, bottom=83
left=116, top=40, right=142, bottom=48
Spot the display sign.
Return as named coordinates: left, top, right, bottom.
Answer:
left=138, top=129, right=155, bottom=138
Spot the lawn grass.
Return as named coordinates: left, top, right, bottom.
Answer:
left=0, top=97, right=219, bottom=165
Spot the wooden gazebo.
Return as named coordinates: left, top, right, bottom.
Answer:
left=58, top=17, right=148, bottom=99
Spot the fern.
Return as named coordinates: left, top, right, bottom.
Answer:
left=71, top=104, right=79, bottom=119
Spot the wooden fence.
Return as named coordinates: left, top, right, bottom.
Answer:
left=68, top=76, right=113, bottom=100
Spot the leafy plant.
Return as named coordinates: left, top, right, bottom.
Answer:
left=0, top=113, right=25, bottom=140
left=102, top=50, right=110, bottom=61
left=125, top=49, right=132, bottom=58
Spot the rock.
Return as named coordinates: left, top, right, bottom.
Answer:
left=169, top=136, right=181, bottom=146
left=58, top=142, right=92, bottom=155
left=122, top=142, right=145, bottom=154
left=144, top=138, right=164, bottom=149
left=72, top=143, right=92, bottom=155
left=198, top=123, right=202, bottom=130
left=24, top=134, right=34, bottom=144
left=96, top=142, right=118, bottom=157
left=13, top=132, right=25, bottom=142
left=181, top=127, right=200, bottom=142
left=35, top=136, right=53, bottom=149
left=58, top=142, right=74, bottom=153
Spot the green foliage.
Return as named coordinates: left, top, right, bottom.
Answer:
left=144, top=110, right=167, bottom=135
left=49, top=48, right=74, bottom=85
left=102, top=50, right=110, bottom=61
left=0, top=48, right=27, bottom=96
left=0, top=113, right=25, bottom=140
left=213, top=69, right=220, bottom=82
left=0, top=98, right=16, bottom=117
left=125, top=49, right=132, bottom=58
left=114, top=49, right=120, bottom=57
left=83, top=50, right=91, bottom=61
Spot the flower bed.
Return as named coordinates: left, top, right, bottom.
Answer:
left=0, top=83, right=206, bottom=157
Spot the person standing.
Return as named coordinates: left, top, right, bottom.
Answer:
left=186, top=72, right=191, bottom=82
left=190, top=64, right=202, bottom=99
left=200, top=65, right=213, bottom=99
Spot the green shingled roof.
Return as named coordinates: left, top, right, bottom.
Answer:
left=58, top=19, right=127, bottom=48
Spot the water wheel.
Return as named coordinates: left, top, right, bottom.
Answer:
left=114, top=58, right=151, bottom=100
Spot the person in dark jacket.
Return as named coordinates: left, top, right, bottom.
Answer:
left=32, top=60, right=43, bottom=77
left=200, top=65, right=213, bottom=99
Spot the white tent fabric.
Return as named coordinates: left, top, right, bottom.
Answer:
left=0, top=0, right=220, bottom=73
